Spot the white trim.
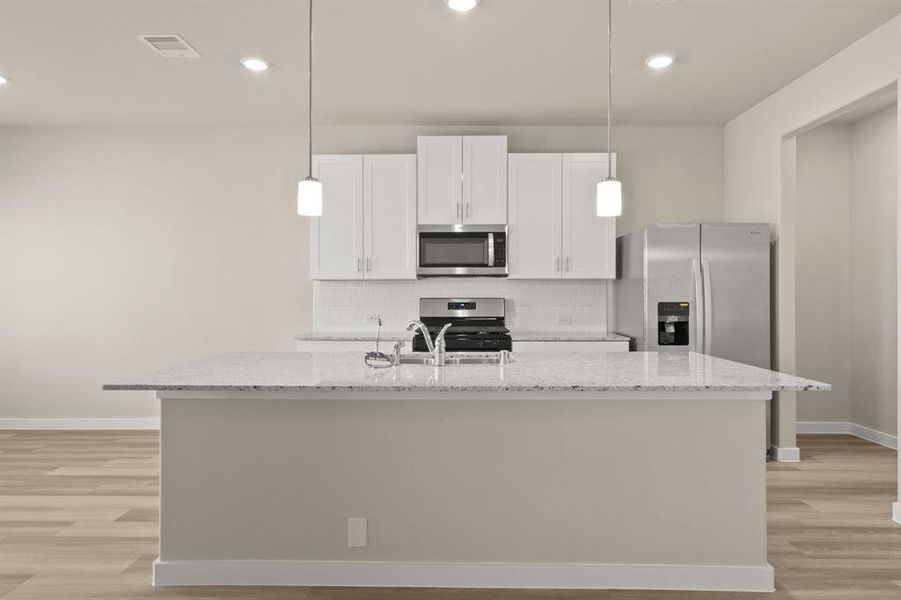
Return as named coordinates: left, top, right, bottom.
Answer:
left=152, top=559, right=774, bottom=592
left=849, top=423, right=898, bottom=450
left=0, top=418, right=160, bottom=430
left=797, top=421, right=897, bottom=450
left=893, top=502, right=901, bottom=525
left=772, top=446, right=800, bottom=462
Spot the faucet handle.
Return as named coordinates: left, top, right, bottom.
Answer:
left=435, top=322, right=453, bottom=346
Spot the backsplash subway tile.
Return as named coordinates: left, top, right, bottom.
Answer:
left=313, top=280, right=609, bottom=334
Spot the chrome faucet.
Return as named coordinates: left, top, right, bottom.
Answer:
left=406, top=320, right=453, bottom=366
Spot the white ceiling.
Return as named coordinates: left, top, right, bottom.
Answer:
left=1, top=0, right=900, bottom=126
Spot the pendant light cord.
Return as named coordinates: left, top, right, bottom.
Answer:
left=308, top=0, right=313, bottom=177
left=606, top=0, right=613, bottom=180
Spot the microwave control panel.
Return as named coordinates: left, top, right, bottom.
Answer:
left=494, top=233, right=506, bottom=266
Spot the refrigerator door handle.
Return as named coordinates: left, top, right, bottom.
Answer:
left=701, top=258, right=713, bottom=355
left=692, top=259, right=704, bottom=353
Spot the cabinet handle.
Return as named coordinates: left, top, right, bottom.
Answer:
left=565, top=257, right=571, bottom=272
left=555, top=257, right=560, bottom=272
left=356, top=258, right=362, bottom=272
left=465, top=203, right=471, bottom=218
left=456, top=202, right=461, bottom=219
left=366, top=257, right=372, bottom=272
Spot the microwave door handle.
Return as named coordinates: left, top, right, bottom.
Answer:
left=487, top=233, right=495, bottom=266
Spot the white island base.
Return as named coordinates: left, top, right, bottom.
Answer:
left=152, top=390, right=772, bottom=592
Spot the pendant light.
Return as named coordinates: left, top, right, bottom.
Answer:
left=297, top=0, right=322, bottom=216
left=596, top=0, right=622, bottom=218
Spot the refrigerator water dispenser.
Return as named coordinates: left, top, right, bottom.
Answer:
left=657, top=302, right=690, bottom=346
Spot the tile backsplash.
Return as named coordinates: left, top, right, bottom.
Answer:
left=313, top=279, right=609, bottom=333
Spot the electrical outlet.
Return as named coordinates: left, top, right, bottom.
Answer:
left=348, top=517, right=368, bottom=547
left=365, top=314, right=380, bottom=324
left=556, top=314, right=572, bottom=326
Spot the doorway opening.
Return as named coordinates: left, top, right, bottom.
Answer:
left=781, top=84, right=898, bottom=460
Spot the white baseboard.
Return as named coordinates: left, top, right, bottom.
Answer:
left=849, top=423, right=898, bottom=450
left=771, top=446, right=800, bottom=462
left=893, top=502, right=901, bottom=525
left=152, top=559, right=775, bottom=592
left=0, top=418, right=160, bottom=430
left=797, top=421, right=897, bottom=450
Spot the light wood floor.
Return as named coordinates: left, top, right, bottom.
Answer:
left=0, top=431, right=898, bottom=599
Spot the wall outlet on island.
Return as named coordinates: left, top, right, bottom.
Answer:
left=347, top=517, right=368, bottom=547
left=556, top=314, right=572, bottom=326
left=365, top=314, right=380, bottom=325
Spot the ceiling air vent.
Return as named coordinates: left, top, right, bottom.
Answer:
left=138, top=34, right=201, bottom=58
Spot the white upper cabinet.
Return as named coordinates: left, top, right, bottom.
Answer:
left=310, top=155, right=364, bottom=280
left=463, top=136, right=508, bottom=224
left=507, top=153, right=616, bottom=280
left=311, top=154, right=416, bottom=280
left=418, top=135, right=507, bottom=225
left=562, top=153, right=616, bottom=279
left=508, top=154, right=562, bottom=279
left=363, top=155, right=417, bottom=279
left=417, top=136, right=462, bottom=225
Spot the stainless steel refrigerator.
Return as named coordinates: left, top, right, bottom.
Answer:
left=614, top=223, right=770, bottom=367
left=615, top=223, right=772, bottom=452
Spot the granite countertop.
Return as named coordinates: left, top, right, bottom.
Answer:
left=104, top=351, right=829, bottom=394
left=295, top=332, right=630, bottom=342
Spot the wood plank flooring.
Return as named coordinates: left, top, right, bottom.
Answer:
left=1, top=431, right=898, bottom=599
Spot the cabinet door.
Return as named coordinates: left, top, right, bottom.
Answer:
left=463, top=135, right=508, bottom=224
left=363, top=155, right=417, bottom=280
left=561, top=153, right=616, bottom=279
left=310, top=155, right=364, bottom=280
left=507, top=154, right=562, bottom=279
left=417, top=136, right=462, bottom=224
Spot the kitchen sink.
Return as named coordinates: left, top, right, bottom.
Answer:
left=397, top=352, right=512, bottom=366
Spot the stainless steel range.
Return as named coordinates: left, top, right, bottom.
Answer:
left=412, top=298, right=512, bottom=353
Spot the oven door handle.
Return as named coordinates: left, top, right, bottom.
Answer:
left=487, top=233, right=495, bottom=266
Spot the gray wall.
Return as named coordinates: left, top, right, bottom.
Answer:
left=850, top=106, right=898, bottom=436
left=0, top=124, right=724, bottom=420
left=0, top=126, right=311, bottom=420
left=794, top=105, right=898, bottom=437
left=796, top=124, right=852, bottom=424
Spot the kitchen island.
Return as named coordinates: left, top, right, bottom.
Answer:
left=105, top=351, right=828, bottom=592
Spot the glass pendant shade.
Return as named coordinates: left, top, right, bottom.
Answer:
left=596, top=178, right=622, bottom=217
left=297, top=177, right=323, bottom=216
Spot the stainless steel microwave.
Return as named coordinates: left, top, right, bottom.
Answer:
left=417, top=225, right=508, bottom=277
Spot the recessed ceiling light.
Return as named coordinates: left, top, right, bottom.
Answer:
left=446, top=0, right=478, bottom=12
left=241, top=57, right=270, bottom=72
left=645, top=54, right=674, bottom=70
left=0, top=75, right=8, bottom=85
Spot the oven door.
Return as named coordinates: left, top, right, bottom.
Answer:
left=417, top=225, right=508, bottom=277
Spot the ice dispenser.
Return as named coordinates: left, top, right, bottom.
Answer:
left=657, top=302, right=689, bottom=346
